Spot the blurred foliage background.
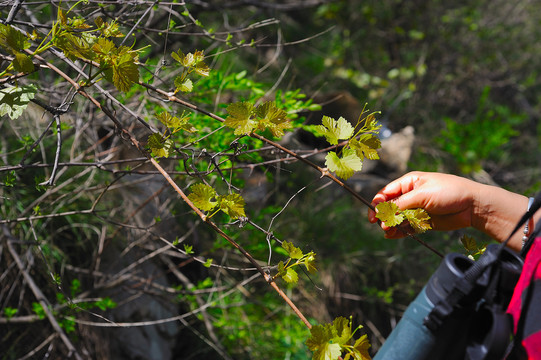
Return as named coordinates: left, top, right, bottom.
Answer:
left=1, top=0, right=540, bottom=359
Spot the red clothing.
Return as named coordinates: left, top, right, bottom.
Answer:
left=507, top=237, right=541, bottom=359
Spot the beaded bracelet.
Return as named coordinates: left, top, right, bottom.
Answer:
left=523, top=197, right=535, bottom=249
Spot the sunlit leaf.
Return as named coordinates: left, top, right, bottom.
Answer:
left=0, top=24, right=31, bottom=53
left=316, top=116, right=355, bottom=145
left=255, top=101, right=291, bottom=137
left=325, top=149, right=363, bottom=180
left=0, top=85, right=37, bottom=120
left=217, top=193, right=246, bottom=219
left=283, top=267, right=298, bottom=284
left=375, top=202, right=404, bottom=227
left=403, top=208, right=432, bottom=233
left=13, top=51, right=34, bottom=73
left=350, top=134, right=381, bottom=161
left=282, top=241, right=303, bottom=260
left=110, top=49, right=139, bottom=92
left=188, top=183, right=217, bottom=212
left=174, top=76, right=193, bottom=93
left=224, top=101, right=257, bottom=135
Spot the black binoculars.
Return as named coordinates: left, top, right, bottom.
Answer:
left=374, top=243, right=523, bottom=360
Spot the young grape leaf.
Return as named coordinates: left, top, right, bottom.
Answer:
left=375, top=202, right=404, bottom=227
left=281, top=241, right=303, bottom=260
left=325, top=149, right=363, bottom=180
left=349, top=134, right=381, bottom=161
left=195, top=61, right=211, bottom=77
left=187, top=183, right=217, bottom=211
left=217, top=193, right=246, bottom=219
left=0, top=24, right=31, bottom=54
left=460, top=234, right=478, bottom=252
left=332, top=316, right=352, bottom=345
left=110, top=49, right=139, bottom=92
left=224, top=101, right=257, bottom=135
left=403, top=208, right=432, bottom=233
left=306, top=324, right=343, bottom=360
left=282, top=267, right=299, bottom=284
left=255, top=101, right=291, bottom=137
left=147, top=133, right=172, bottom=158
left=316, top=116, right=355, bottom=145
left=0, top=85, right=37, bottom=120
left=13, top=51, right=34, bottom=73
left=174, top=77, right=193, bottom=93
left=304, top=252, right=317, bottom=273
left=156, top=111, right=196, bottom=133
left=349, top=334, right=371, bottom=360
left=56, top=32, right=95, bottom=62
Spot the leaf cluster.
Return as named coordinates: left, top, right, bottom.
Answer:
left=275, top=241, right=317, bottom=284
left=374, top=201, right=432, bottom=234
left=315, top=112, right=382, bottom=180
left=171, top=49, right=211, bottom=94
left=187, top=183, right=246, bottom=220
left=224, top=101, right=292, bottom=137
left=306, top=316, right=371, bottom=360
left=147, top=111, right=196, bottom=158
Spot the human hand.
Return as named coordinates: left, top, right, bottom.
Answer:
left=367, top=171, right=478, bottom=238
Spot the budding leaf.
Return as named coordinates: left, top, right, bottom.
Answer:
left=304, top=252, right=317, bottom=273
left=316, top=116, right=354, bottom=145
left=188, top=183, right=217, bottom=212
left=325, top=149, right=363, bottom=180
left=350, top=134, right=381, bottom=161
left=282, top=241, right=303, bottom=260
left=375, top=202, right=404, bottom=227
left=224, top=101, right=257, bottom=135
left=217, top=193, right=246, bottom=219
left=403, top=208, right=432, bottom=233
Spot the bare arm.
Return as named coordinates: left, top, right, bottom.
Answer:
left=367, top=171, right=537, bottom=251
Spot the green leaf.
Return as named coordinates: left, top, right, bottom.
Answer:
left=316, top=116, right=354, bottom=145
left=0, top=24, right=31, bottom=53
left=13, top=51, right=34, bottom=73
left=255, top=101, right=291, bottom=137
left=175, top=77, right=193, bottom=93
left=304, top=252, right=317, bottom=273
left=183, top=244, right=194, bottom=254
left=351, top=334, right=371, bottom=360
left=283, top=267, right=299, bottom=284
left=0, top=84, right=37, bottom=120
left=325, top=149, right=363, bottom=180
left=306, top=324, right=343, bottom=360
left=375, top=202, right=404, bottom=227
left=156, top=111, right=196, bottom=133
left=282, top=241, right=303, bottom=260
left=195, top=61, right=211, bottom=77
left=460, top=234, right=478, bottom=252
left=110, top=49, right=139, bottom=92
left=349, top=134, right=381, bottom=161
left=217, top=193, right=246, bottom=219
left=224, top=101, right=257, bottom=135
left=332, top=317, right=352, bottom=345
left=147, top=133, right=172, bottom=158
left=203, top=258, right=213, bottom=268
left=403, top=208, right=432, bottom=233
left=187, top=183, right=217, bottom=211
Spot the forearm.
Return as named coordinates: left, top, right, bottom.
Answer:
left=472, top=184, right=538, bottom=251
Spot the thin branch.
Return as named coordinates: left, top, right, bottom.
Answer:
left=3, top=226, right=83, bottom=360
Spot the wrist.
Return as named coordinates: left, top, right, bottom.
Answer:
left=471, top=183, right=529, bottom=248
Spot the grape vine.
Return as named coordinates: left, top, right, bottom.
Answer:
left=0, top=3, right=439, bottom=359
